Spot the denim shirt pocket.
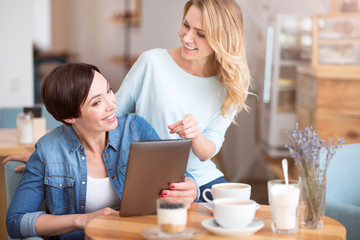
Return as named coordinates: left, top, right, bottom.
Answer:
left=117, top=150, right=130, bottom=176
left=44, top=176, right=75, bottom=214
left=118, top=163, right=127, bottom=176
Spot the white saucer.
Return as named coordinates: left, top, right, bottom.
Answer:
left=204, top=202, right=260, bottom=213
left=141, top=227, right=198, bottom=240
left=201, top=218, right=264, bottom=237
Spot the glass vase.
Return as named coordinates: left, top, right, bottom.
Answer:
left=299, top=176, right=326, bottom=229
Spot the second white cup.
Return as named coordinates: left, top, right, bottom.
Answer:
left=213, top=198, right=256, bottom=229
left=202, top=182, right=251, bottom=203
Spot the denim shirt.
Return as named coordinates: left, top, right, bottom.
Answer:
left=7, top=113, right=197, bottom=240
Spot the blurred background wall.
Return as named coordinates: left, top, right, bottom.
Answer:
left=0, top=0, right=337, bottom=184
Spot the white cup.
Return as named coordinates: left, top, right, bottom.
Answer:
left=213, top=198, right=256, bottom=229
left=202, top=183, right=251, bottom=203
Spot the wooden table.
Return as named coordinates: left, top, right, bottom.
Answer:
left=0, top=129, right=35, bottom=157
left=0, top=129, right=35, bottom=240
left=85, top=203, right=346, bottom=240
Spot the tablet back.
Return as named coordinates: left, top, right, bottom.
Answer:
left=119, top=139, right=192, bottom=217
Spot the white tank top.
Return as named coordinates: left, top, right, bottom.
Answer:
left=85, top=176, right=121, bottom=213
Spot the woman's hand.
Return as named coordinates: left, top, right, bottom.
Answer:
left=2, top=152, right=31, bottom=173
left=168, top=114, right=216, bottom=161
left=168, top=114, right=200, bottom=139
left=160, top=177, right=198, bottom=208
left=78, top=207, right=117, bottom=229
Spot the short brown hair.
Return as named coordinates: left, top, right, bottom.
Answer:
left=40, top=63, right=100, bottom=126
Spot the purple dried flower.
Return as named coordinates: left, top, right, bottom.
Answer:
left=286, top=123, right=345, bottom=178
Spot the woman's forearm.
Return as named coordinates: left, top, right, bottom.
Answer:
left=191, top=133, right=216, bottom=161
left=34, top=213, right=86, bottom=236
left=34, top=207, right=116, bottom=236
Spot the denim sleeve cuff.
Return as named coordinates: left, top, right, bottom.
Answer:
left=20, top=211, right=45, bottom=237
left=185, top=172, right=200, bottom=202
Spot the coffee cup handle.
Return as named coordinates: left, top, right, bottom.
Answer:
left=202, top=188, right=213, bottom=203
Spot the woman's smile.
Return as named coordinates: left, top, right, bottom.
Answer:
left=103, top=112, right=116, bottom=122
left=184, top=44, right=197, bottom=50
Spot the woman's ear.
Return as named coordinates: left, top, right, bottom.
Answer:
left=64, top=118, right=76, bottom=124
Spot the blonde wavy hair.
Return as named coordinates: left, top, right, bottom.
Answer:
left=183, top=0, right=251, bottom=119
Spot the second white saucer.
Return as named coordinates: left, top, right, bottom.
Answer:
left=201, top=218, right=264, bottom=237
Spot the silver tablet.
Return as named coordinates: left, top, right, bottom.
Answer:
left=119, top=139, right=192, bottom=217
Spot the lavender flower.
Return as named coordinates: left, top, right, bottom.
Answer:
left=286, top=123, right=345, bottom=178
left=286, top=124, right=345, bottom=228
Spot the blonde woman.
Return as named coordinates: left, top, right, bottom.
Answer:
left=116, top=0, right=251, bottom=202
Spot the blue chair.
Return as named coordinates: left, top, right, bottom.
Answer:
left=4, top=161, right=44, bottom=240
left=325, top=143, right=360, bottom=240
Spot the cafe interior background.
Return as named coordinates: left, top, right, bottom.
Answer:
left=1, top=0, right=360, bottom=206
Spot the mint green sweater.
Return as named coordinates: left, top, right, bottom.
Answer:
left=116, top=48, right=231, bottom=186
